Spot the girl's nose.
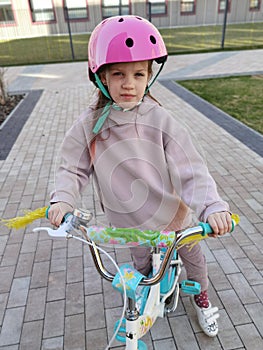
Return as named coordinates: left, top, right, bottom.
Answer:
left=122, top=75, right=133, bottom=89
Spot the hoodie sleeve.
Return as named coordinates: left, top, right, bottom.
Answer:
left=164, top=116, right=229, bottom=222
left=50, top=113, right=93, bottom=208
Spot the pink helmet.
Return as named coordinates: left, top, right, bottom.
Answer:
left=88, top=15, right=167, bottom=81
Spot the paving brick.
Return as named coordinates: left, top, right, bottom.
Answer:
left=217, top=309, right=243, bottom=349
left=19, top=320, right=43, bottom=350
left=169, top=315, right=199, bottom=350
left=7, top=277, right=30, bottom=308
left=65, top=282, right=84, bottom=316
left=245, top=303, right=263, bottom=337
left=85, top=294, right=105, bottom=331
left=0, top=293, right=8, bottom=326
left=66, top=256, right=83, bottom=283
left=150, top=316, right=172, bottom=340
left=30, top=261, right=50, bottom=289
left=86, top=328, right=108, bottom=350
left=43, top=300, right=65, bottom=338
left=0, top=243, right=20, bottom=267
left=153, top=338, right=177, bottom=350
left=47, top=271, right=66, bottom=301
left=0, top=307, right=25, bottom=346
left=236, top=323, right=263, bottom=350
left=35, top=240, right=52, bottom=262
left=64, top=314, right=85, bottom=350
left=14, top=252, right=34, bottom=278
left=195, top=333, right=222, bottom=350
left=0, top=266, right=15, bottom=293
left=24, top=287, right=47, bottom=322
left=67, top=238, right=83, bottom=258
left=252, top=283, right=263, bottom=303
left=84, top=266, right=102, bottom=295
left=41, top=336, right=64, bottom=350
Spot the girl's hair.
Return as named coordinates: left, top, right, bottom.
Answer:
left=89, top=60, right=161, bottom=163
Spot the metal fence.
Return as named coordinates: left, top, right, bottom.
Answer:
left=0, top=0, right=263, bottom=66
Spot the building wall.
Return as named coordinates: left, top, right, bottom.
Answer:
left=1, top=0, right=263, bottom=40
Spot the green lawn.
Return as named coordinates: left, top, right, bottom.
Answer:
left=178, top=75, right=263, bottom=134
left=1, top=22, right=263, bottom=66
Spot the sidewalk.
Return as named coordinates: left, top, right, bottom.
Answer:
left=0, top=50, right=262, bottom=350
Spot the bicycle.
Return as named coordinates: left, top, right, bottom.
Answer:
left=34, top=208, right=239, bottom=350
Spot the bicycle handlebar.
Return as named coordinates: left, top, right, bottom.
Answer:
left=35, top=209, right=239, bottom=286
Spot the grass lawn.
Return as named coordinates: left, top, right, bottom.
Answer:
left=178, top=75, right=263, bottom=134
left=1, top=22, right=263, bottom=66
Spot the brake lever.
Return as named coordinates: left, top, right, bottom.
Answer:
left=33, top=214, right=74, bottom=238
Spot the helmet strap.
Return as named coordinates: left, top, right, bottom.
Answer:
left=92, top=101, right=112, bottom=134
left=95, top=73, right=112, bottom=100
left=145, top=61, right=165, bottom=95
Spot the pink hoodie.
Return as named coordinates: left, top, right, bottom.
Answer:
left=51, top=96, right=229, bottom=231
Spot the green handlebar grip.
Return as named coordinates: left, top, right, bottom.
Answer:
left=199, top=219, right=236, bottom=236
left=198, top=222, right=213, bottom=235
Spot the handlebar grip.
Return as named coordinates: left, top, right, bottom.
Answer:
left=199, top=216, right=238, bottom=236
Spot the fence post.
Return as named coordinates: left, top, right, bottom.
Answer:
left=148, top=2, right=152, bottom=22
left=64, top=6, right=75, bottom=60
left=221, top=0, right=229, bottom=49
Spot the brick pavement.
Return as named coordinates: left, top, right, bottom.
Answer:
left=0, top=50, right=262, bottom=349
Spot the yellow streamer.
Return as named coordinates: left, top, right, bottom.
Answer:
left=177, top=214, right=240, bottom=251
left=0, top=206, right=48, bottom=230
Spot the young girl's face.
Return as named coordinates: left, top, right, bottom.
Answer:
left=101, top=61, right=150, bottom=109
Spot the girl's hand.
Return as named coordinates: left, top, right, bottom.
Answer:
left=48, top=202, right=73, bottom=227
left=207, top=211, right=232, bottom=237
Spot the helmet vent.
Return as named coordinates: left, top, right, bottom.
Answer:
left=125, top=38, right=134, bottom=48
left=150, top=35, right=157, bottom=44
left=118, top=18, right=124, bottom=22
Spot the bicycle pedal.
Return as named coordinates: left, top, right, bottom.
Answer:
left=180, top=280, right=201, bottom=295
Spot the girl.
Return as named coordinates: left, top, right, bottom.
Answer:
left=48, top=15, right=232, bottom=337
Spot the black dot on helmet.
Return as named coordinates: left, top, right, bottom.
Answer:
left=126, top=38, right=134, bottom=48
left=118, top=18, right=124, bottom=22
left=150, top=35, right=157, bottom=44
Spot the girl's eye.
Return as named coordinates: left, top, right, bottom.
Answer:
left=135, top=72, right=145, bottom=77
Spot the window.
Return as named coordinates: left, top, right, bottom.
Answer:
left=147, top=0, right=167, bottom=16
left=218, top=0, right=231, bottom=13
left=102, top=0, right=130, bottom=18
left=29, top=0, right=55, bottom=22
left=64, top=0, right=88, bottom=20
left=249, top=0, right=261, bottom=10
left=180, top=0, right=196, bottom=15
left=0, top=0, right=15, bottom=23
